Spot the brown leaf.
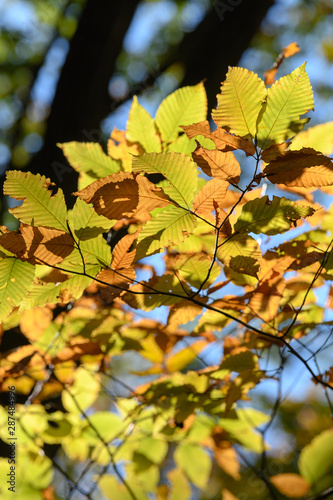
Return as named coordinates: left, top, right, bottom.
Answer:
left=261, top=142, right=289, bottom=162
left=270, top=473, right=310, bottom=498
left=0, top=224, right=74, bottom=265
left=264, top=148, right=333, bottom=188
left=264, top=42, right=300, bottom=85
left=181, top=121, right=255, bottom=155
left=193, top=178, right=229, bottom=214
left=74, top=172, right=170, bottom=220
left=193, top=146, right=241, bottom=184
left=96, top=267, right=136, bottom=302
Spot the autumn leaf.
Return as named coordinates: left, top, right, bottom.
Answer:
left=135, top=206, right=198, bottom=259
left=192, top=178, right=229, bottom=215
left=234, top=196, right=315, bottom=235
left=270, top=473, right=310, bottom=498
left=217, top=234, right=261, bottom=277
left=264, top=42, right=300, bottom=85
left=132, top=151, right=198, bottom=208
left=0, top=224, right=74, bottom=266
left=193, top=146, right=241, bottom=184
left=181, top=121, right=255, bottom=155
left=74, top=172, right=170, bottom=220
left=264, top=148, right=333, bottom=187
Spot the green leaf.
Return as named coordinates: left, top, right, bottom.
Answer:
left=71, top=198, right=115, bottom=241
left=135, top=437, right=168, bottom=464
left=0, top=257, right=35, bottom=322
left=20, top=264, right=100, bottom=310
left=82, top=412, right=123, bottom=443
left=155, top=82, right=207, bottom=143
left=136, top=206, right=198, bottom=259
left=217, top=234, right=261, bottom=277
left=257, top=63, right=314, bottom=149
left=298, top=429, right=333, bottom=492
left=289, top=121, right=333, bottom=155
left=174, top=253, right=220, bottom=289
left=219, top=408, right=270, bottom=452
left=126, top=96, right=161, bottom=153
left=174, top=443, right=211, bottom=489
left=58, top=141, right=121, bottom=178
left=212, top=67, right=266, bottom=139
left=4, top=171, right=68, bottom=231
left=234, top=196, right=315, bottom=235
left=132, top=152, right=198, bottom=207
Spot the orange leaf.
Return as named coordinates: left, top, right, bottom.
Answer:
left=215, top=447, right=241, bottom=480
left=270, top=473, right=310, bottom=498
left=0, top=224, right=74, bottom=265
left=74, top=172, right=170, bottom=220
left=193, top=146, right=241, bottom=184
left=193, top=178, right=229, bottom=215
left=264, top=42, right=300, bottom=85
left=181, top=121, right=255, bottom=155
left=112, top=231, right=139, bottom=269
left=264, top=148, right=333, bottom=188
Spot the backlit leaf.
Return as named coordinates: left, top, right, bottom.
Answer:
left=4, top=170, right=68, bottom=231
left=0, top=224, right=74, bottom=265
left=0, top=257, right=35, bottom=322
left=289, top=121, right=333, bottom=155
left=298, top=429, right=333, bottom=491
left=182, top=121, right=255, bottom=155
left=174, top=253, right=220, bottom=289
left=174, top=443, right=211, bottom=489
left=132, top=152, right=198, bottom=207
left=58, top=141, right=120, bottom=178
left=217, top=234, right=261, bottom=277
left=136, top=206, right=197, bottom=259
left=74, top=172, right=170, bottom=220
left=212, top=67, right=266, bottom=139
left=264, top=148, right=333, bottom=187
left=126, top=96, right=161, bottom=153
left=71, top=197, right=114, bottom=241
left=234, top=196, right=315, bottom=235
left=155, top=82, right=207, bottom=143
left=257, top=63, right=314, bottom=149
left=193, top=147, right=240, bottom=184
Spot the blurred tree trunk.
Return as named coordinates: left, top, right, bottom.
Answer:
left=27, top=0, right=141, bottom=204
left=26, top=0, right=274, bottom=203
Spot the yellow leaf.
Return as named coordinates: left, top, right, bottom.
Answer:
left=212, top=67, right=266, bottom=139
left=166, top=340, right=208, bottom=372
